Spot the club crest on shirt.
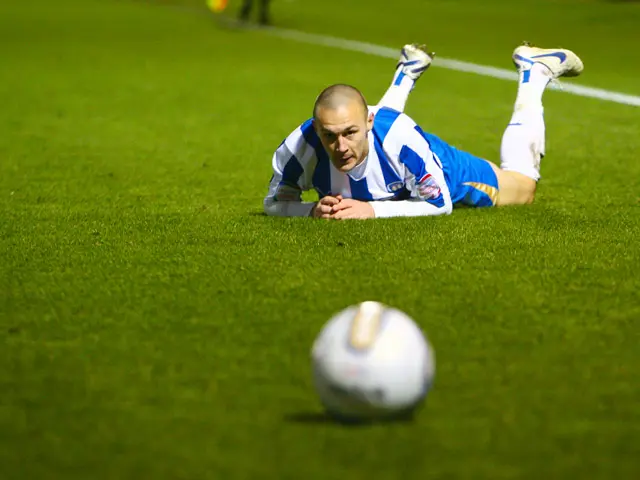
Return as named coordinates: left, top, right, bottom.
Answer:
left=386, top=181, right=404, bottom=193
left=417, top=173, right=441, bottom=199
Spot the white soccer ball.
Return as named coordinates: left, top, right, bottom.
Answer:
left=311, top=301, right=435, bottom=421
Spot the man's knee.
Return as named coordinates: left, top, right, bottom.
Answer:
left=518, top=184, right=536, bottom=204
left=495, top=169, right=537, bottom=206
left=513, top=173, right=537, bottom=204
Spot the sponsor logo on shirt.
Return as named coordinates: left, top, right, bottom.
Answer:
left=417, top=173, right=441, bottom=199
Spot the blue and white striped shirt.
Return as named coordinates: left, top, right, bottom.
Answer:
left=264, top=106, right=453, bottom=218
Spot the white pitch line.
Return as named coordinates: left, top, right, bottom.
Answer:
left=261, top=26, right=640, bottom=108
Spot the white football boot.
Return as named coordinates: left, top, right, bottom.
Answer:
left=512, top=42, right=584, bottom=78
left=396, top=44, right=435, bottom=81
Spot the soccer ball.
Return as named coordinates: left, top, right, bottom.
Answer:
left=311, top=301, right=435, bottom=421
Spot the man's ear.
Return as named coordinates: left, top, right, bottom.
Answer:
left=367, top=112, right=374, bottom=131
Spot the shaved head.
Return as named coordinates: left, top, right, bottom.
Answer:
left=312, top=84, right=374, bottom=173
left=313, top=84, right=368, bottom=121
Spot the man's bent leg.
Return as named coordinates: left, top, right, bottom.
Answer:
left=499, top=62, right=550, bottom=183
left=376, top=44, right=434, bottom=112
left=497, top=44, right=583, bottom=204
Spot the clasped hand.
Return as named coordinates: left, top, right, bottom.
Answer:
left=311, top=195, right=375, bottom=220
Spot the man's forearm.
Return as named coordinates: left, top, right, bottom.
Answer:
left=371, top=200, right=452, bottom=218
left=264, top=199, right=315, bottom=217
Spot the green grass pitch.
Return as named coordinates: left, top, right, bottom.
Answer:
left=1, top=0, right=639, bottom=478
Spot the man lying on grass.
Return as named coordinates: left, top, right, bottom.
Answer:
left=264, top=43, right=583, bottom=219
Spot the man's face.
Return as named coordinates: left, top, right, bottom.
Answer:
left=314, top=102, right=374, bottom=173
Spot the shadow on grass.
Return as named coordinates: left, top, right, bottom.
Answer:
left=284, top=411, right=415, bottom=427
